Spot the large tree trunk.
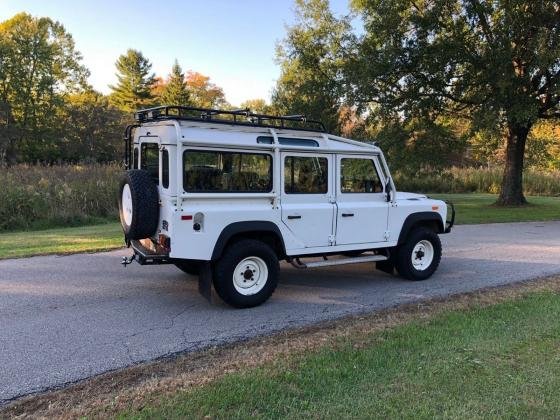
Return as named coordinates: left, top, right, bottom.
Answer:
left=496, top=123, right=530, bottom=206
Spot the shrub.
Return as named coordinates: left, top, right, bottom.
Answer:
left=0, top=163, right=121, bottom=231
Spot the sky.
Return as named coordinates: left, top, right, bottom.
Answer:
left=0, top=0, right=352, bottom=106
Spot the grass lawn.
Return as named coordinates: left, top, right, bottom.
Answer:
left=431, top=193, right=560, bottom=224
left=0, top=222, right=123, bottom=259
left=119, top=289, right=560, bottom=419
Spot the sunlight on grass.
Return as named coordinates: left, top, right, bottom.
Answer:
left=431, top=193, right=560, bottom=224
left=0, top=223, right=123, bottom=259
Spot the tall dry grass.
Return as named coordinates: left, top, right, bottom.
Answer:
left=395, top=167, right=560, bottom=196
left=0, top=163, right=558, bottom=232
left=0, top=164, right=121, bottom=231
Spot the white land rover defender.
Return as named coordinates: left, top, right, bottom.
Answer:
left=118, top=106, right=454, bottom=308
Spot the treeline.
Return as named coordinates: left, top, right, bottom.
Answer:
left=0, top=13, right=234, bottom=164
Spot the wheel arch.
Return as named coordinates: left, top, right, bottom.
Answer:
left=211, top=221, right=287, bottom=260
left=397, top=212, right=444, bottom=245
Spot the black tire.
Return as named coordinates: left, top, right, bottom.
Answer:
left=213, top=239, right=279, bottom=308
left=174, top=260, right=200, bottom=276
left=395, top=227, right=442, bottom=280
left=118, top=169, right=159, bottom=240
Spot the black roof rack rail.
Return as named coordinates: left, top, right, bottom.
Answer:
left=134, top=105, right=326, bottom=133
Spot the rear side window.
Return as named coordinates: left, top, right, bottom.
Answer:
left=284, top=156, right=328, bottom=194
left=183, top=150, right=272, bottom=193
left=340, top=158, right=383, bottom=193
left=141, top=143, right=159, bottom=184
left=133, top=147, right=139, bottom=169
left=162, top=149, right=169, bottom=189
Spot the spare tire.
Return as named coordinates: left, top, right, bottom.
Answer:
left=118, top=169, right=159, bottom=240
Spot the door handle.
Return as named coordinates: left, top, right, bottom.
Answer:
left=287, top=215, right=302, bottom=220
left=341, top=213, right=355, bottom=217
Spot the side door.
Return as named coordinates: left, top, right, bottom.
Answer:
left=335, top=155, right=389, bottom=245
left=280, top=152, right=335, bottom=248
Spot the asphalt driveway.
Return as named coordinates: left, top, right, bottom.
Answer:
left=1, top=221, right=560, bottom=404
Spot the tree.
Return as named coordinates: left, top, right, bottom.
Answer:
left=239, top=99, right=272, bottom=114
left=185, top=71, right=228, bottom=109
left=109, top=49, right=155, bottom=113
left=159, top=60, right=190, bottom=106
left=0, top=13, right=88, bottom=162
left=60, top=90, right=126, bottom=162
left=272, top=0, right=352, bottom=133
left=349, top=0, right=560, bottom=205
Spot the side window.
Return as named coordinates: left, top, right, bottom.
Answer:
left=162, top=149, right=169, bottom=189
left=133, top=147, right=139, bottom=169
left=141, top=143, right=159, bottom=184
left=340, top=158, right=383, bottom=193
left=183, top=150, right=272, bottom=193
left=284, top=156, right=328, bottom=194
left=257, top=136, right=319, bottom=147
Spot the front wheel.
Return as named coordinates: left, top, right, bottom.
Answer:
left=213, top=240, right=279, bottom=308
left=395, top=227, right=442, bottom=280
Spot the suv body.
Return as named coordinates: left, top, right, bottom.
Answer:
left=119, top=106, right=454, bottom=308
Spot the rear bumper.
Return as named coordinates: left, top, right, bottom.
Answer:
left=444, top=201, right=455, bottom=233
left=130, top=239, right=171, bottom=265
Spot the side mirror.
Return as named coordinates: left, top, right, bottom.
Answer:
left=385, top=178, right=392, bottom=202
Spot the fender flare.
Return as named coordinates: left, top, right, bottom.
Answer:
left=211, top=221, right=286, bottom=260
left=397, top=212, right=445, bottom=245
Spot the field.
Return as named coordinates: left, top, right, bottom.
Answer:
left=0, top=193, right=558, bottom=259
left=431, top=193, right=560, bottom=224
left=1, top=164, right=560, bottom=233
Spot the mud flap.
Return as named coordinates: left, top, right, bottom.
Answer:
left=198, top=262, right=216, bottom=303
left=376, top=260, right=395, bottom=274
left=376, top=249, right=396, bottom=274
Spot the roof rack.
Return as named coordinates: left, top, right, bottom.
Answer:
left=134, top=105, right=327, bottom=133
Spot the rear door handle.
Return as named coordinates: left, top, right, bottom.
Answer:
left=287, top=215, right=302, bottom=220
left=341, top=213, right=355, bottom=217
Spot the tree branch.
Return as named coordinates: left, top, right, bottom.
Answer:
left=467, top=0, right=495, bottom=44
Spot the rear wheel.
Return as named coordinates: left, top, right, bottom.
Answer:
left=213, top=240, right=279, bottom=308
left=395, top=227, right=441, bottom=280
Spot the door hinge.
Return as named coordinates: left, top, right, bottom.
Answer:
left=328, top=235, right=336, bottom=245
left=328, top=195, right=336, bottom=204
left=384, top=230, right=390, bottom=240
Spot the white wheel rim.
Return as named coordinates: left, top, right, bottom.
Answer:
left=411, top=240, right=434, bottom=271
left=233, top=256, right=268, bottom=296
left=122, top=184, right=133, bottom=226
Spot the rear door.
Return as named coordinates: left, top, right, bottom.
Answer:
left=280, top=152, right=335, bottom=248
left=335, top=155, right=389, bottom=245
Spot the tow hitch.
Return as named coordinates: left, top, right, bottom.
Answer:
left=121, top=254, right=136, bottom=267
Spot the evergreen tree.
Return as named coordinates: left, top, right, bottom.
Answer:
left=159, top=60, right=190, bottom=106
left=109, top=49, right=155, bottom=113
